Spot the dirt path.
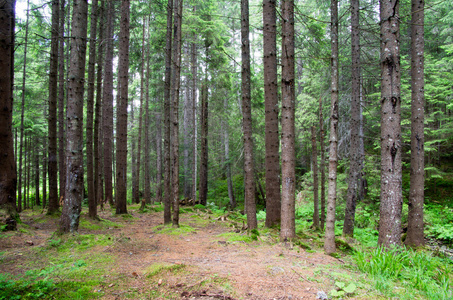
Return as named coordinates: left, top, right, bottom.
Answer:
left=1, top=207, right=348, bottom=299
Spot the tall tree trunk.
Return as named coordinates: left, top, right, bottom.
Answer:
left=199, top=82, right=208, bottom=206
left=224, top=96, right=236, bottom=209
left=86, top=0, right=99, bottom=219
left=263, top=0, right=281, bottom=228
left=378, top=0, right=402, bottom=248
left=241, top=0, right=256, bottom=230
left=102, top=0, right=115, bottom=208
left=311, top=126, right=320, bottom=228
left=163, top=0, right=173, bottom=223
left=343, top=0, right=362, bottom=236
left=47, top=0, right=60, bottom=214
left=26, top=138, right=30, bottom=209
left=0, top=0, right=17, bottom=228
left=58, top=0, right=66, bottom=204
left=35, top=143, right=40, bottom=206
left=115, top=0, right=130, bottom=214
left=183, top=46, right=192, bottom=199
left=18, top=0, right=30, bottom=213
left=143, top=42, right=151, bottom=207
left=191, top=35, right=198, bottom=203
left=94, top=0, right=104, bottom=208
left=171, top=0, right=183, bottom=227
left=59, top=0, right=88, bottom=233
left=324, top=0, right=339, bottom=254
left=280, top=0, right=295, bottom=240
left=319, top=98, right=326, bottom=230
left=405, top=0, right=425, bottom=248
left=156, top=111, right=163, bottom=203
left=42, top=136, right=47, bottom=208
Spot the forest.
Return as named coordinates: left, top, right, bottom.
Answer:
left=0, top=0, right=453, bottom=298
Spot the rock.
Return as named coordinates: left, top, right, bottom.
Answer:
left=316, top=291, right=328, bottom=300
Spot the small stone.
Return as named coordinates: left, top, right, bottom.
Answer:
left=316, top=291, right=328, bottom=300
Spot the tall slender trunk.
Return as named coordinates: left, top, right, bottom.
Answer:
left=58, top=0, right=66, bottom=203
left=324, top=0, right=339, bottom=254
left=263, top=0, right=280, bottom=227
left=343, top=0, right=361, bottom=236
left=47, top=0, right=60, bottom=214
left=42, top=136, right=47, bottom=208
left=241, top=0, right=256, bottom=230
left=280, top=0, right=295, bottom=240
left=378, top=0, right=402, bottom=248
left=102, top=0, right=115, bottom=207
left=143, top=42, right=151, bottom=207
left=86, top=0, right=99, bottom=219
left=191, top=35, right=198, bottom=203
left=224, top=96, right=236, bottom=209
left=34, top=142, right=40, bottom=206
left=199, top=81, right=208, bottom=206
left=156, top=111, right=163, bottom=203
left=319, top=98, right=326, bottom=230
left=183, top=45, right=192, bottom=199
left=59, top=0, right=88, bottom=233
left=26, top=138, right=30, bottom=209
left=163, top=0, right=174, bottom=223
left=171, top=0, right=183, bottom=227
left=311, top=126, right=319, bottom=228
left=115, top=0, right=130, bottom=214
left=18, top=0, right=30, bottom=213
left=405, top=0, right=425, bottom=248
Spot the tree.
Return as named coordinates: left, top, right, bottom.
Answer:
left=59, top=0, right=88, bottom=233
left=280, top=0, right=295, bottom=240
left=319, top=98, right=326, bottom=230
left=324, top=0, right=339, bottom=254
left=47, top=0, right=60, bottom=214
left=343, top=0, right=362, bottom=236
left=311, top=126, right=320, bottom=229
left=199, top=81, right=208, bottom=206
left=263, top=0, right=281, bottom=228
left=378, top=0, right=402, bottom=248
left=0, top=0, right=18, bottom=230
left=241, top=0, right=256, bottom=230
left=405, top=0, right=425, bottom=248
left=115, top=0, right=130, bottom=215
left=191, top=28, right=198, bottom=204
left=58, top=0, right=67, bottom=204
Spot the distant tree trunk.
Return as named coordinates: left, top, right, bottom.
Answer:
left=191, top=36, right=198, bottom=203
left=135, top=18, right=146, bottom=205
left=42, top=137, right=47, bottom=208
left=319, top=98, right=326, bottom=230
left=0, top=0, right=17, bottom=227
left=131, top=99, right=137, bottom=204
left=263, top=0, right=281, bottom=228
left=59, top=0, right=88, bottom=233
left=241, top=0, right=256, bottom=230
left=378, top=0, right=402, bottom=248
left=26, top=138, right=30, bottom=209
left=199, top=82, right=208, bottom=206
left=311, top=126, right=320, bottom=229
left=343, top=0, right=362, bottom=236
left=115, top=0, right=130, bottom=215
left=102, top=0, right=115, bottom=208
left=405, top=0, right=425, bottom=248
left=143, top=42, right=151, bottom=207
left=156, top=111, right=163, bottom=203
left=183, top=46, right=192, bottom=199
left=94, top=0, right=104, bottom=207
left=163, top=0, right=173, bottom=223
left=48, top=0, right=60, bottom=214
left=280, top=0, right=295, bottom=240
left=223, top=96, right=236, bottom=209
left=58, top=0, right=66, bottom=204
left=324, top=0, right=339, bottom=254
left=18, top=0, right=30, bottom=213
left=35, top=143, right=40, bottom=206
left=86, top=0, right=98, bottom=219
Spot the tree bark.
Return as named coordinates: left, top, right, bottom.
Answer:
left=324, top=0, right=339, bottom=254
left=191, top=35, right=198, bottom=204
left=311, top=126, right=320, bottom=229
left=199, top=82, right=208, bottom=206
left=115, top=0, right=130, bottom=215
left=59, top=0, right=88, bottom=233
left=42, top=137, right=47, bottom=208
left=223, top=96, right=236, bottom=209
left=378, top=0, right=402, bottom=248
left=58, top=0, right=66, bottom=204
left=143, top=40, right=151, bottom=207
left=343, top=0, right=362, bottom=236
left=280, top=0, right=295, bottom=240
left=86, top=0, right=99, bottom=219
left=47, top=0, right=60, bottom=214
left=263, top=0, right=281, bottom=228
left=163, top=0, right=173, bottom=223
left=34, top=142, right=40, bottom=206
left=405, top=0, right=425, bottom=248
left=183, top=46, right=192, bottom=199
left=156, top=111, right=163, bottom=203
left=319, top=98, right=326, bottom=230
left=0, top=0, right=17, bottom=228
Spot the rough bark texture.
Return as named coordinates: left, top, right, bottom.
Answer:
left=343, top=0, right=362, bottom=236
left=199, top=82, right=208, bottom=206
left=280, top=0, right=295, bottom=240
left=156, top=111, right=163, bottom=203
left=263, top=0, right=281, bottom=228
left=241, top=0, right=256, bottom=230
left=102, top=0, right=114, bottom=208
left=47, top=0, right=60, bottom=214
left=405, top=0, right=425, bottom=248
left=311, top=126, right=320, bottom=229
left=183, top=46, right=192, bottom=199
left=224, top=97, right=236, bottom=209
left=59, top=0, right=88, bottom=233
left=378, top=0, right=402, bottom=248
left=0, top=0, right=18, bottom=228
left=163, top=0, right=173, bottom=223
left=58, top=0, right=66, bottom=204
left=324, top=0, right=339, bottom=254
left=115, top=0, right=130, bottom=214
left=86, top=0, right=98, bottom=219
left=319, top=98, right=326, bottom=230
left=191, top=37, right=198, bottom=203
left=144, top=43, right=151, bottom=206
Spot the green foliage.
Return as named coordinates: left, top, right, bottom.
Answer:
left=329, top=281, right=357, bottom=298
left=145, top=263, right=186, bottom=278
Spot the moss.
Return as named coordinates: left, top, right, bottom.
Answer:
left=145, top=263, right=186, bottom=278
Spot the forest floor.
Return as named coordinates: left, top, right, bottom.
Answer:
left=0, top=204, right=368, bottom=300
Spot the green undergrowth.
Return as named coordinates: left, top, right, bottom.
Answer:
left=153, top=223, right=197, bottom=235
left=145, top=263, right=186, bottom=278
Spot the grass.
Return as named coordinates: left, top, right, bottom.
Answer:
left=145, top=263, right=186, bottom=278
left=152, top=223, right=197, bottom=235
